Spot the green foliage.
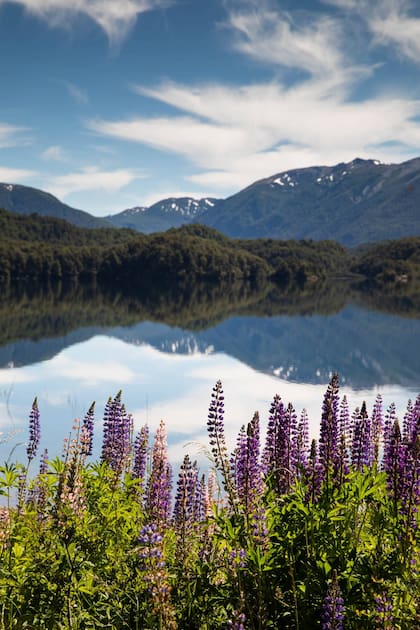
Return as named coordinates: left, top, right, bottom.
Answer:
left=1, top=206, right=419, bottom=288
left=0, top=390, right=419, bottom=629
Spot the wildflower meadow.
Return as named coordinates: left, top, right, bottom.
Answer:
left=0, top=376, right=419, bottom=629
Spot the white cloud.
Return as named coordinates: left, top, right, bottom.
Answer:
left=0, top=166, right=38, bottom=182
left=85, top=1, right=420, bottom=196
left=368, top=1, right=420, bottom=63
left=0, top=0, right=173, bottom=44
left=48, top=166, right=146, bottom=197
left=90, top=78, right=420, bottom=192
left=40, top=145, right=68, bottom=161
left=52, top=355, right=136, bottom=386
left=226, top=6, right=344, bottom=77
left=0, top=122, right=28, bottom=149
left=325, top=0, right=420, bottom=63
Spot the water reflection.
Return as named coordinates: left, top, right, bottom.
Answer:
left=0, top=280, right=419, bottom=388
left=0, top=279, right=418, bottom=464
left=0, top=337, right=417, bottom=468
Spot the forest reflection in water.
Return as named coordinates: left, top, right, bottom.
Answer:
left=0, top=277, right=418, bottom=465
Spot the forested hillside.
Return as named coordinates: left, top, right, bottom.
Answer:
left=0, top=208, right=419, bottom=287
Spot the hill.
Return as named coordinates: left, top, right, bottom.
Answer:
left=0, top=182, right=110, bottom=229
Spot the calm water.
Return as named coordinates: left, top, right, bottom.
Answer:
left=0, top=281, right=419, bottom=467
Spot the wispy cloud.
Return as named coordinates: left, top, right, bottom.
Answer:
left=63, top=80, right=89, bottom=105
left=85, top=0, right=420, bottom=195
left=226, top=4, right=344, bottom=77
left=324, top=0, right=420, bottom=63
left=90, top=79, right=420, bottom=192
left=0, top=0, right=173, bottom=45
left=0, top=122, right=29, bottom=148
left=0, top=166, right=38, bottom=182
left=48, top=166, right=146, bottom=198
left=40, top=145, right=68, bottom=161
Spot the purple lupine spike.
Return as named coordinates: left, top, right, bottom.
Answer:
left=334, top=396, right=350, bottom=486
left=145, top=420, right=172, bottom=526
left=319, top=374, right=340, bottom=485
left=207, top=381, right=237, bottom=508
left=338, top=396, right=350, bottom=449
left=284, top=402, right=297, bottom=491
left=133, top=425, right=149, bottom=486
left=27, top=397, right=40, bottom=462
left=293, top=408, right=309, bottom=476
left=398, top=399, right=420, bottom=531
left=227, top=612, right=246, bottom=629
left=195, top=473, right=207, bottom=523
left=232, top=412, right=264, bottom=534
left=374, top=591, right=394, bottom=629
left=262, top=395, right=294, bottom=495
left=262, top=394, right=285, bottom=478
left=305, top=438, right=323, bottom=503
left=81, top=401, right=95, bottom=456
left=403, top=395, right=420, bottom=447
left=138, top=522, right=177, bottom=629
left=321, top=570, right=344, bottom=630
left=383, top=402, right=397, bottom=462
left=403, top=399, right=414, bottom=443
left=370, top=394, right=383, bottom=467
left=351, top=402, right=371, bottom=470
left=383, top=419, right=405, bottom=508
left=101, top=395, right=115, bottom=464
left=173, top=454, right=201, bottom=541
left=100, top=392, right=132, bottom=475
left=231, top=425, right=247, bottom=501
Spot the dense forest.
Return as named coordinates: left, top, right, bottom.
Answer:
left=0, top=208, right=419, bottom=287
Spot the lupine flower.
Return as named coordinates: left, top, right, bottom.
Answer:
left=383, top=403, right=397, bottom=460
left=101, top=391, right=132, bottom=476
left=28, top=448, right=49, bottom=515
left=81, top=401, right=95, bottom=456
left=293, top=408, right=309, bottom=476
left=132, top=425, right=149, bottom=492
left=383, top=420, right=405, bottom=508
left=173, top=454, right=200, bottom=535
left=351, top=402, right=371, bottom=470
left=227, top=612, right=246, bottom=629
left=138, top=523, right=177, bottom=629
left=232, top=412, right=262, bottom=510
left=374, top=591, right=394, bottom=629
left=27, top=397, right=40, bottom=462
left=334, top=396, right=350, bottom=486
left=145, top=420, right=172, bottom=526
left=263, top=395, right=295, bottom=495
left=370, top=394, right=383, bottom=466
left=321, top=570, right=344, bottom=630
left=207, top=381, right=237, bottom=508
left=305, top=439, right=323, bottom=503
left=319, top=374, right=340, bottom=484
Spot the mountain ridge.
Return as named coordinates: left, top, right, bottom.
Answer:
left=1, top=156, right=420, bottom=245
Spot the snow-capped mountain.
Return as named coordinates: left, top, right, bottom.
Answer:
left=107, top=197, right=220, bottom=232
left=197, top=157, right=420, bottom=245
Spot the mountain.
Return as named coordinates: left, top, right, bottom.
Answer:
left=198, top=157, right=420, bottom=245
left=0, top=183, right=110, bottom=229
left=2, top=157, right=420, bottom=244
left=107, top=196, right=220, bottom=233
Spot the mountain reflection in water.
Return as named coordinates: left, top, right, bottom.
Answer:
left=0, top=278, right=419, bottom=389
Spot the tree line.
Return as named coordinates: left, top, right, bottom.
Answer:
left=0, top=208, right=419, bottom=286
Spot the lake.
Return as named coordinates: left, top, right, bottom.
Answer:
left=0, top=280, right=419, bottom=468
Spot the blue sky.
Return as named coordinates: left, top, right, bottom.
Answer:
left=1, top=0, right=420, bottom=216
